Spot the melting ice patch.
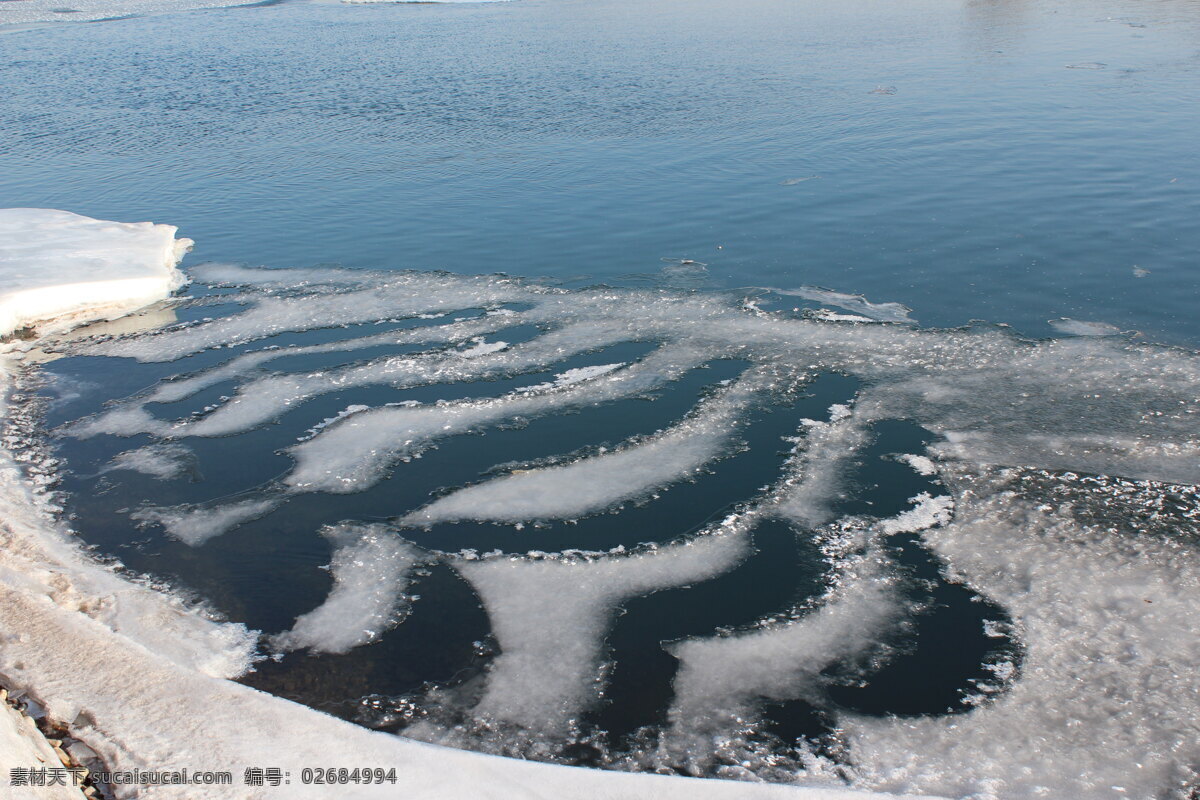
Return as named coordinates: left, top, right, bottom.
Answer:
left=763, top=286, right=915, bottom=323
left=51, top=264, right=1200, bottom=797
left=103, top=443, right=195, bottom=480
left=274, top=523, right=422, bottom=654
left=402, top=369, right=773, bottom=525
left=131, top=497, right=277, bottom=545
left=651, top=547, right=906, bottom=779
left=1047, top=317, right=1122, bottom=336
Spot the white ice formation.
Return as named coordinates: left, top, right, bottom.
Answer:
left=402, top=369, right=772, bottom=525
left=414, top=525, right=749, bottom=741
left=1047, top=317, right=1122, bottom=336
left=5, top=222, right=1199, bottom=798
left=103, top=443, right=196, bottom=480
left=274, top=523, right=423, bottom=654
left=762, top=286, right=915, bottom=323
left=0, top=209, right=189, bottom=338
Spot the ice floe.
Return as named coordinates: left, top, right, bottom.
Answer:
left=0, top=209, right=189, bottom=338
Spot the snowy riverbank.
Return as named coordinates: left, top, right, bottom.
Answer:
left=0, top=209, right=930, bottom=800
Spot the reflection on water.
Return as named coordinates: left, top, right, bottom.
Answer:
left=2, top=0, right=1199, bottom=342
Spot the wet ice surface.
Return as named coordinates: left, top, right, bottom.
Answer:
left=38, top=266, right=1200, bottom=798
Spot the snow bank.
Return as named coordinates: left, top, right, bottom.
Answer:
left=0, top=209, right=189, bottom=338
left=0, top=697, right=85, bottom=800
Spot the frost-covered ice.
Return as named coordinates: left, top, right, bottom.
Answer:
left=412, top=522, right=750, bottom=740
left=20, top=258, right=1200, bottom=798
left=103, top=444, right=196, bottom=480
left=274, top=523, right=422, bottom=654
left=0, top=209, right=189, bottom=337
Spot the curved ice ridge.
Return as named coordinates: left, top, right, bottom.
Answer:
left=273, top=522, right=423, bottom=654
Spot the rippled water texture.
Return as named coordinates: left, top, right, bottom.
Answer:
left=3, top=0, right=1200, bottom=341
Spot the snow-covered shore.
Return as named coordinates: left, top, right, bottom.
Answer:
left=0, top=209, right=930, bottom=800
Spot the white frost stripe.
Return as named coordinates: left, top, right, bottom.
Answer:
left=284, top=342, right=713, bottom=494
left=402, top=370, right=772, bottom=525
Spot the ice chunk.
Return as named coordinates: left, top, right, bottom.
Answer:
left=274, top=523, right=423, bottom=654
left=878, top=492, right=954, bottom=535
left=0, top=209, right=189, bottom=338
left=895, top=453, right=937, bottom=476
